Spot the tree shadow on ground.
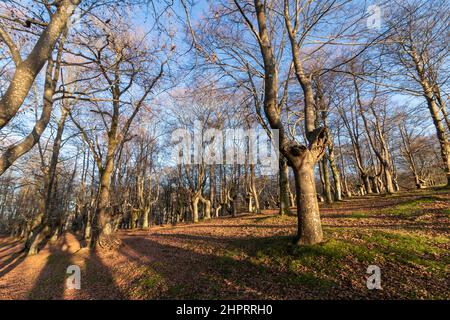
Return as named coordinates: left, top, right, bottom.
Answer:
left=0, top=250, right=26, bottom=278
left=80, top=250, right=126, bottom=299
left=0, top=239, right=20, bottom=250
left=27, top=235, right=75, bottom=300
left=120, top=235, right=349, bottom=299
left=27, top=233, right=125, bottom=299
left=123, top=227, right=450, bottom=299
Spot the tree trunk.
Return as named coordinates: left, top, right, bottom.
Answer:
left=369, top=176, right=379, bottom=194
left=279, top=157, right=291, bottom=215
left=363, top=174, right=373, bottom=194
left=385, top=168, right=395, bottom=194
left=409, top=47, right=450, bottom=186
left=328, top=144, right=342, bottom=201
left=24, top=108, right=69, bottom=255
left=249, top=164, right=260, bottom=214
left=90, top=162, right=115, bottom=249
left=130, top=209, right=138, bottom=229
left=83, top=203, right=93, bottom=242
left=142, top=206, right=150, bottom=229
left=209, top=164, right=215, bottom=213
left=289, top=190, right=296, bottom=207
left=0, top=0, right=79, bottom=130
left=426, top=95, right=450, bottom=186
left=200, top=195, right=211, bottom=220
left=321, top=156, right=333, bottom=204
left=192, top=195, right=199, bottom=223
left=27, top=225, right=51, bottom=256
left=292, top=153, right=323, bottom=245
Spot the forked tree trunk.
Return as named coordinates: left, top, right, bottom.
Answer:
left=200, top=195, right=211, bottom=220
left=246, top=0, right=326, bottom=245
left=370, top=176, right=379, bottom=194
left=363, top=174, right=372, bottom=194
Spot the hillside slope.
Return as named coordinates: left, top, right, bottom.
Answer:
left=0, top=189, right=449, bottom=299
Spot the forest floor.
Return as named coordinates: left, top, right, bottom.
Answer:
left=0, top=188, right=449, bottom=300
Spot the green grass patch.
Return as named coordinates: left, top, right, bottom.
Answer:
left=286, top=272, right=335, bottom=289
left=136, top=265, right=165, bottom=294
left=237, top=234, right=377, bottom=280
left=291, top=238, right=377, bottom=265
left=218, top=198, right=450, bottom=296
left=215, top=254, right=237, bottom=276
left=227, top=223, right=449, bottom=290
left=165, top=284, right=187, bottom=297
left=386, top=196, right=439, bottom=215
left=361, top=230, right=449, bottom=275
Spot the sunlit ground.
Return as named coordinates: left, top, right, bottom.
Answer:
left=0, top=188, right=449, bottom=300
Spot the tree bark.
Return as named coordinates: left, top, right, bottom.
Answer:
left=279, top=157, right=290, bottom=215
left=328, top=142, right=342, bottom=201
left=292, top=151, right=323, bottom=245
left=200, top=195, right=211, bottom=220
left=249, top=164, right=260, bottom=213
left=409, top=47, right=450, bottom=186
left=192, top=195, right=199, bottom=223
left=0, top=0, right=79, bottom=130
left=363, top=174, right=373, bottom=194
left=0, top=28, right=67, bottom=175
left=321, top=156, right=333, bottom=204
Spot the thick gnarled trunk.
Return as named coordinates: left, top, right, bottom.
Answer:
left=292, top=151, right=323, bottom=245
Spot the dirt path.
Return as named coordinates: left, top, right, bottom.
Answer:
left=0, top=189, right=449, bottom=299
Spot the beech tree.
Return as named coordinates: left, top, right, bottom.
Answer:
left=382, top=0, right=450, bottom=186
left=0, top=0, right=79, bottom=174
left=0, top=0, right=448, bottom=256
left=66, top=17, right=169, bottom=248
